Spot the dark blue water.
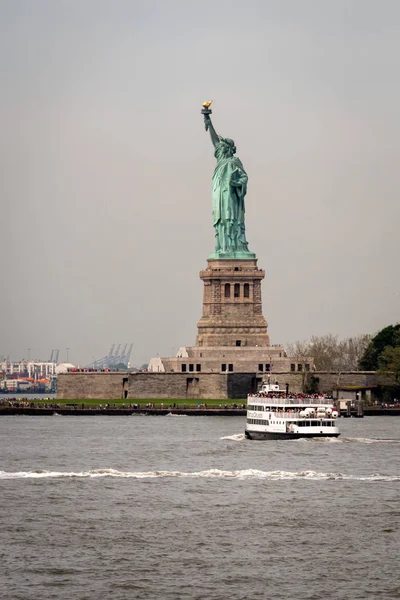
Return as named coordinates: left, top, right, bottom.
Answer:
left=0, top=415, right=399, bottom=599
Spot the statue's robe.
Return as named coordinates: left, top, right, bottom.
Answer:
left=212, top=141, right=248, bottom=252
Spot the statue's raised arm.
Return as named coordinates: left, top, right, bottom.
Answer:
left=201, top=101, right=219, bottom=147
left=204, top=114, right=219, bottom=147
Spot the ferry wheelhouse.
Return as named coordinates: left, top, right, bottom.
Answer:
left=245, top=381, right=339, bottom=440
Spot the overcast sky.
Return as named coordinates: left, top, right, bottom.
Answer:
left=1, top=0, right=399, bottom=366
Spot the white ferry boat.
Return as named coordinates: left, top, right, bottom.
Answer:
left=245, top=380, right=339, bottom=440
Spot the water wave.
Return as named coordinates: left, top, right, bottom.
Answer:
left=221, top=434, right=400, bottom=444
left=1, top=468, right=399, bottom=481
left=306, top=437, right=400, bottom=444
left=342, top=437, right=400, bottom=444
left=165, top=413, right=187, bottom=417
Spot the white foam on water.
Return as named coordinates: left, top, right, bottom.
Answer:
left=300, top=437, right=340, bottom=443
left=165, top=413, right=187, bottom=417
left=341, top=437, right=400, bottom=444
left=1, top=468, right=399, bottom=481
left=298, top=436, right=400, bottom=444
left=220, top=433, right=245, bottom=441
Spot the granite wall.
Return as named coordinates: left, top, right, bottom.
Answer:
left=57, top=371, right=303, bottom=399
left=57, top=370, right=387, bottom=400
left=57, top=372, right=127, bottom=400
left=127, top=372, right=228, bottom=400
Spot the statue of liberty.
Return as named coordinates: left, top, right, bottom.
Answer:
left=202, top=102, right=255, bottom=259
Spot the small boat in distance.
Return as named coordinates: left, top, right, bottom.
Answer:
left=245, top=379, right=339, bottom=440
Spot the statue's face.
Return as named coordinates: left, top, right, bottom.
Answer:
left=225, top=138, right=236, bottom=156
left=222, top=138, right=236, bottom=156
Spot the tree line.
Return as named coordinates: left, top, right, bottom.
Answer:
left=287, top=324, right=400, bottom=384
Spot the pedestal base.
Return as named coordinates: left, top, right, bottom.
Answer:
left=196, top=257, right=269, bottom=347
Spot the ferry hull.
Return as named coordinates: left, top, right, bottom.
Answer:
left=245, top=430, right=340, bottom=440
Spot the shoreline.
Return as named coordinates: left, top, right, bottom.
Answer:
left=1, top=407, right=400, bottom=417
left=0, top=407, right=245, bottom=416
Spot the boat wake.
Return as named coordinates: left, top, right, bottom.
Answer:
left=220, top=433, right=245, bottom=441
left=220, top=434, right=400, bottom=445
left=304, top=437, right=400, bottom=444
left=165, top=413, right=187, bottom=417
left=1, top=468, right=399, bottom=481
left=342, top=437, right=400, bottom=444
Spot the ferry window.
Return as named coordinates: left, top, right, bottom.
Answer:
left=189, top=363, right=194, bottom=372
left=228, top=363, right=233, bottom=372
left=258, top=364, right=263, bottom=372
left=298, top=364, right=303, bottom=372
left=265, top=364, right=270, bottom=372
left=236, top=340, right=241, bottom=347
left=290, top=364, right=295, bottom=372
left=196, top=364, right=201, bottom=372
left=305, top=363, right=310, bottom=371
left=244, top=283, right=250, bottom=298
left=234, top=283, right=240, bottom=298
left=224, top=283, right=231, bottom=298
left=181, top=364, right=187, bottom=372
left=221, top=364, right=227, bottom=372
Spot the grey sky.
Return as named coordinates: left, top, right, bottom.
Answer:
left=1, top=0, right=399, bottom=366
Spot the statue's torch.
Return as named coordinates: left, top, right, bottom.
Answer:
left=201, top=101, right=213, bottom=131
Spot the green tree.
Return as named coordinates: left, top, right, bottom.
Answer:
left=378, top=346, right=400, bottom=384
left=359, top=324, right=400, bottom=370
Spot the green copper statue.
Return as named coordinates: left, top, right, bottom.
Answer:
left=202, top=102, right=255, bottom=259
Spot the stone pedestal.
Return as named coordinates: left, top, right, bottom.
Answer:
left=196, top=258, right=270, bottom=347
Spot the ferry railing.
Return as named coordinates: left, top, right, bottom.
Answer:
left=271, top=412, right=336, bottom=419
left=247, top=396, right=334, bottom=406
left=268, top=411, right=302, bottom=419
left=247, top=410, right=337, bottom=419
